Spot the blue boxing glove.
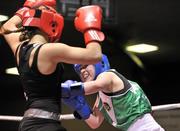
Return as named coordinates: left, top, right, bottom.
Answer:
left=61, top=80, right=76, bottom=98
left=62, top=95, right=92, bottom=120
left=61, top=80, right=84, bottom=98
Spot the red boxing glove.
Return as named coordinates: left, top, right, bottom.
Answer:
left=15, top=7, right=29, bottom=20
left=74, top=5, right=105, bottom=45
left=23, top=0, right=56, bottom=8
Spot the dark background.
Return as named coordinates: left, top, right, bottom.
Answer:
left=0, top=0, right=180, bottom=130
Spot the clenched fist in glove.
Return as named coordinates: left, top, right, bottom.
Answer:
left=61, top=80, right=84, bottom=98
left=62, top=95, right=92, bottom=120
left=74, top=5, right=105, bottom=45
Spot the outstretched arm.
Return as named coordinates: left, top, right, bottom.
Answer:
left=61, top=72, right=112, bottom=98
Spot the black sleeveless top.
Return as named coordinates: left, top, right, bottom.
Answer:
left=15, top=42, right=64, bottom=113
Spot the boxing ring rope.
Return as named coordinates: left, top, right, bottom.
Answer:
left=0, top=103, right=180, bottom=121
left=152, top=103, right=180, bottom=111
left=0, top=114, right=75, bottom=121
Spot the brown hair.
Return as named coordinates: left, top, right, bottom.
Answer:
left=19, top=27, right=38, bottom=42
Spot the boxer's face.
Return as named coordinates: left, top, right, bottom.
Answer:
left=79, top=65, right=96, bottom=82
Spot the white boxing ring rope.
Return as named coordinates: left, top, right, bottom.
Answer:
left=0, top=114, right=75, bottom=122
left=152, top=103, right=180, bottom=111
left=0, top=103, right=180, bottom=122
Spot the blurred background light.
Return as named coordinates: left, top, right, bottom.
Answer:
left=0, top=15, right=9, bottom=22
left=5, top=67, right=19, bottom=75
left=126, top=44, right=159, bottom=53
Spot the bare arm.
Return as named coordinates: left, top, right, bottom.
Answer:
left=83, top=71, right=125, bottom=95
left=1, top=15, right=22, bottom=54
left=83, top=72, right=113, bottom=95
left=85, top=96, right=104, bottom=129
left=39, top=42, right=102, bottom=65
left=38, top=5, right=104, bottom=67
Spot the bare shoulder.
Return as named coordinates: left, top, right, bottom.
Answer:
left=96, top=72, right=113, bottom=85
left=97, top=71, right=124, bottom=93
left=98, top=71, right=115, bottom=78
left=31, top=43, right=64, bottom=74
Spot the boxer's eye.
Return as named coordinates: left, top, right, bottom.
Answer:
left=80, top=65, right=88, bottom=70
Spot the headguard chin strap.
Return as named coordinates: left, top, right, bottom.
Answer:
left=22, top=7, right=64, bottom=42
left=74, top=54, right=110, bottom=79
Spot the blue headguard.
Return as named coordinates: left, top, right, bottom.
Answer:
left=74, top=54, right=110, bottom=79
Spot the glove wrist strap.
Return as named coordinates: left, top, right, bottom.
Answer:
left=71, top=82, right=85, bottom=96
left=84, top=29, right=105, bottom=45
